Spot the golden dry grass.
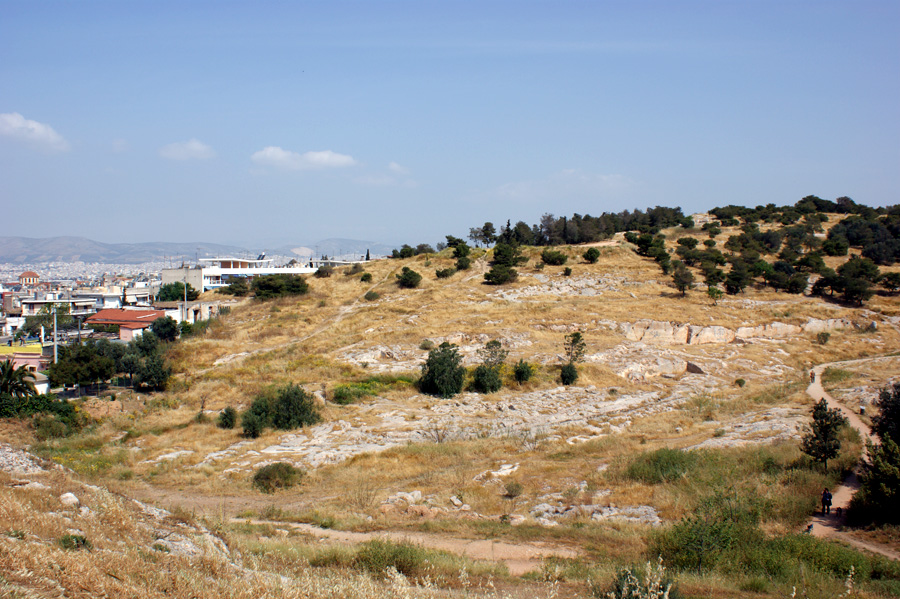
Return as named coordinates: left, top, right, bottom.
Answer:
left=7, top=225, right=900, bottom=598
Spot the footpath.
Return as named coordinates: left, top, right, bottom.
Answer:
left=805, top=363, right=898, bottom=561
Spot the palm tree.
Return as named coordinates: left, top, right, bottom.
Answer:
left=0, top=361, right=37, bottom=399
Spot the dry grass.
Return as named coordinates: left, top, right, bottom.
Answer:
left=8, top=231, right=900, bottom=598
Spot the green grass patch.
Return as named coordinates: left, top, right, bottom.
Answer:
left=624, top=448, right=698, bottom=484
left=821, top=367, right=855, bottom=384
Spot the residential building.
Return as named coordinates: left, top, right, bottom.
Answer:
left=86, top=308, right=166, bottom=342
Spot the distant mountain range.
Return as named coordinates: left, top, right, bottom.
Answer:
left=0, top=236, right=396, bottom=264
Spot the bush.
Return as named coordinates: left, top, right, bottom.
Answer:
left=513, top=360, right=534, bottom=383
left=220, top=277, right=249, bottom=296
left=435, top=267, right=455, bottom=279
left=396, top=267, right=422, bottom=288
left=59, top=534, right=91, bottom=551
left=272, top=384, right=321, bottom=430
left=849, top=436, right=900, bottom=525
left=252, top=462, right=304, bottom=493
left=332, top=383, right=376, bottom=405
left=484, top=265, right=518, bottom=285
left=354, top=539, right=427, bottom=578
left=150, top=316, right=179, bottom=342
left=625, top=448, right=697, bottom=484
left=241, top=410, right=265, bottom=438
left=504, top=480, right=524, bottom=499
left=252, top=274, right=309, bottom=300
left=583, top=247, right=600, bottom=264
left=419, top=343, right=465, bottom=398
left=360, top=272, right=373, bottom=283
left=604, top=559, right=680, bottom=599
left=560, top=362, right=578, bottom=385
left=364, top=290, right=379, bottom=301
left=314, top=265, right=334, bottom=278
left=541, top=249, right=568, bottom=265
left=816, top=331, right=831, bottom=345
left=471, top=364, right=502, bottom=393
left=563, top=266, right=573, bottom=277
left=419, top=339, right=435, bottom=350
left=217, top=406, right=237, bottom=429
left=455, top=256, right=471, bottom=271
left=735, top=378, right=746, bottom=388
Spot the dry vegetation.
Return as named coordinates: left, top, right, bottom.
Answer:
left=4, top=218, right=900, bottom=598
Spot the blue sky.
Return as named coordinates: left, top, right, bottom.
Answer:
left=1, top=1, right=898, bottom=249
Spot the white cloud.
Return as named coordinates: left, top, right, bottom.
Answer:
left=388, top=161, right=410, bottom=175
left=250, top=146, right=357, bottom=170
left=0, top=112, right=70, bottom=152
left=159, top=138, right=216, bottom=160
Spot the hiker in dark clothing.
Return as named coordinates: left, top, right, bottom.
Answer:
left=822, top=488, right=832, bottom=515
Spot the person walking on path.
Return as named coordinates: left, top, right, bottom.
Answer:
left=821, top=488, right=832, bottom=515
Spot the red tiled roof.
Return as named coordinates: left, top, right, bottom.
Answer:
left=19, top=271, right=39, bottom=278
left=86, top=309, right=166, bottom=326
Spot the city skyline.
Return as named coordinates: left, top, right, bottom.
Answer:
left=1, top=1, right=898, bottom=248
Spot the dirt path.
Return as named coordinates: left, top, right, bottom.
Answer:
left=805, top=363, right=899, bottom=561
left=232, top=518, right=580, bottom=576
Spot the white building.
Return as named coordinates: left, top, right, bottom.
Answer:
left=161, top=256, right=359, bottom=291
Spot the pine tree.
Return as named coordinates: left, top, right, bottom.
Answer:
left=801, top=398, right=847, bottom=469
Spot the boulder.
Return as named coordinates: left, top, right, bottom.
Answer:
left=59, top=492, right=80, bottom=507
left=688, top=326, right=735, bottom=345
left=802, top=318, right=854, bottom=334
left=735, top=322, right=801, bottom=339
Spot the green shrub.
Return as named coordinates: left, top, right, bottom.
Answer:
left=354, top=539, right=427, bottom=578
left=252, top=462, right=304, bottom=493
left=603, top=559, right=681, bottom=599
left=560, top=363, right=578, bottom=385
left=59, top=534, right=91, bottom=550
left=314, top=265, right=334, bottom=278
left=484, top=265, right=518, bottom=285
left=360, top=272, right=373, bottom=283
left=419, top=343, right=465, bottom=398
left=817, top=331, right=831, bottom=345
left=625, top=448, right=697, bottom=484
left=471, top=364, right=502, bottom=393
left=583, top=247, right=600, bottom=264
left=651, top=489, right=763, bottom=574
left=504, top=480, right=523, bottom=499
left=455, top=256, right=471, bottom=270
left=252, top=274, right=309, bottom=300
left=364, top=291, right=380, bottom=302
left=513, top=360, right=534, bottom=384
left=419, top=339, right=435, bottom=351
left=217, top=406, right=237, bottom=429
left=541, top=249, right=568, bottom=265
left=435, top=267, right=455, bottom=279
left=563, top=266, right=573, bottom=276
left=332, top=383, right=376, bottom=405
left=735, top=378, right=746, bottom=388
left=241, top=410, right=265, bottom=438
left=272, top=384, right=321, bottom=430
left=34, top=414, right=71, bottom=439
left=396, top=267, right=422, bottom=288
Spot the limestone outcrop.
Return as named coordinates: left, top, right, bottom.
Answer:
left=621, top=317, right=856, bottom=346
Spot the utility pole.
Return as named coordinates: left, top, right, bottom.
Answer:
left=182, top=269, right=187, bottom=324
left=52, top=304, right=58, bottom=364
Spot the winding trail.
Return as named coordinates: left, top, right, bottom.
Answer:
left=231, top=518, right=580, bottom=575
left=805, top=360, right=899, bottom=561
